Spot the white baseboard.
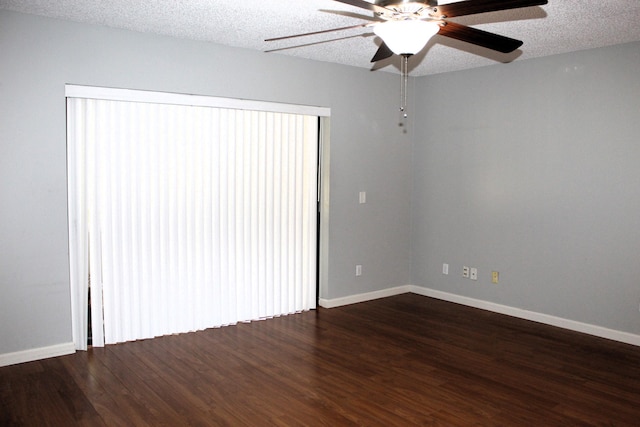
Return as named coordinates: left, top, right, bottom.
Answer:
left=319, top=285, right=412, bottom=308
left=409, top=286, right=640, bottom=347
left=0, top=342, right=76, bottom=367
left=319, top=284, right=640, bottom=347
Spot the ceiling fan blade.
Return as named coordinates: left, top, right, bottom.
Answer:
left=438, top=21, right=523, bottom=53
left=332, top=0, right=392, bottom=15
left=435, top=0, right=548, bottom=18
left=265, top=23, right=371, bottom=42
left=370, top=42, right=394, bottom=62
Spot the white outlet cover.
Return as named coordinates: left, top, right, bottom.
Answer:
left=470, top=267, right=478, bottom=280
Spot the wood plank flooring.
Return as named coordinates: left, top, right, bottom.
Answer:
left=2, top=293, right=640, bottom=426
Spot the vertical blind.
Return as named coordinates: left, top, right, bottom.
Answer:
left=67, top=88, right=322, bottom=349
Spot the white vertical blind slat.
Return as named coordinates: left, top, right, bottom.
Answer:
left=67, top=99, right=88, bottom=350
left=87, top=100, right=105, bottom=347
left=265, top=113, right=275, bottom=318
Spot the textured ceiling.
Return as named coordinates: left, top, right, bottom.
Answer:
left=2, top=0, right=640, bottom=76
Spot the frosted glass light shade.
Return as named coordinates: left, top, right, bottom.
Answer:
left=374, top=20, right=440, bottom=55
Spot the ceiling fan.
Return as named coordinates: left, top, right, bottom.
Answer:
left=266, top=0, right=549, bottom=117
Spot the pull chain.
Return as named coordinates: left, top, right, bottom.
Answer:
left=400, top=54, right=410, bottom=119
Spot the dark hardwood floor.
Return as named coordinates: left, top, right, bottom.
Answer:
left=2, top=293, right=640, bottom=426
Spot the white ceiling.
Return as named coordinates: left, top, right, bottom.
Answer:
left=2, top=0, right=640, bottom=76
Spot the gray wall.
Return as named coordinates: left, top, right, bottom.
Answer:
left=412, top=42, right=640, bottom=335
left=0, top=10, right=413, bottom=355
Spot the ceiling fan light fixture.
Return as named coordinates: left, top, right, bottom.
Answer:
left=373, top=20, right=440, bottom=55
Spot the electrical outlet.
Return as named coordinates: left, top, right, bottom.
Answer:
left=470, top=267, right=478, bottom=281
left=462, top=266, right=470, bottom=278
left=492, top=271, right=499, bottom=284
left=443, top=263, right=449, bottom=275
